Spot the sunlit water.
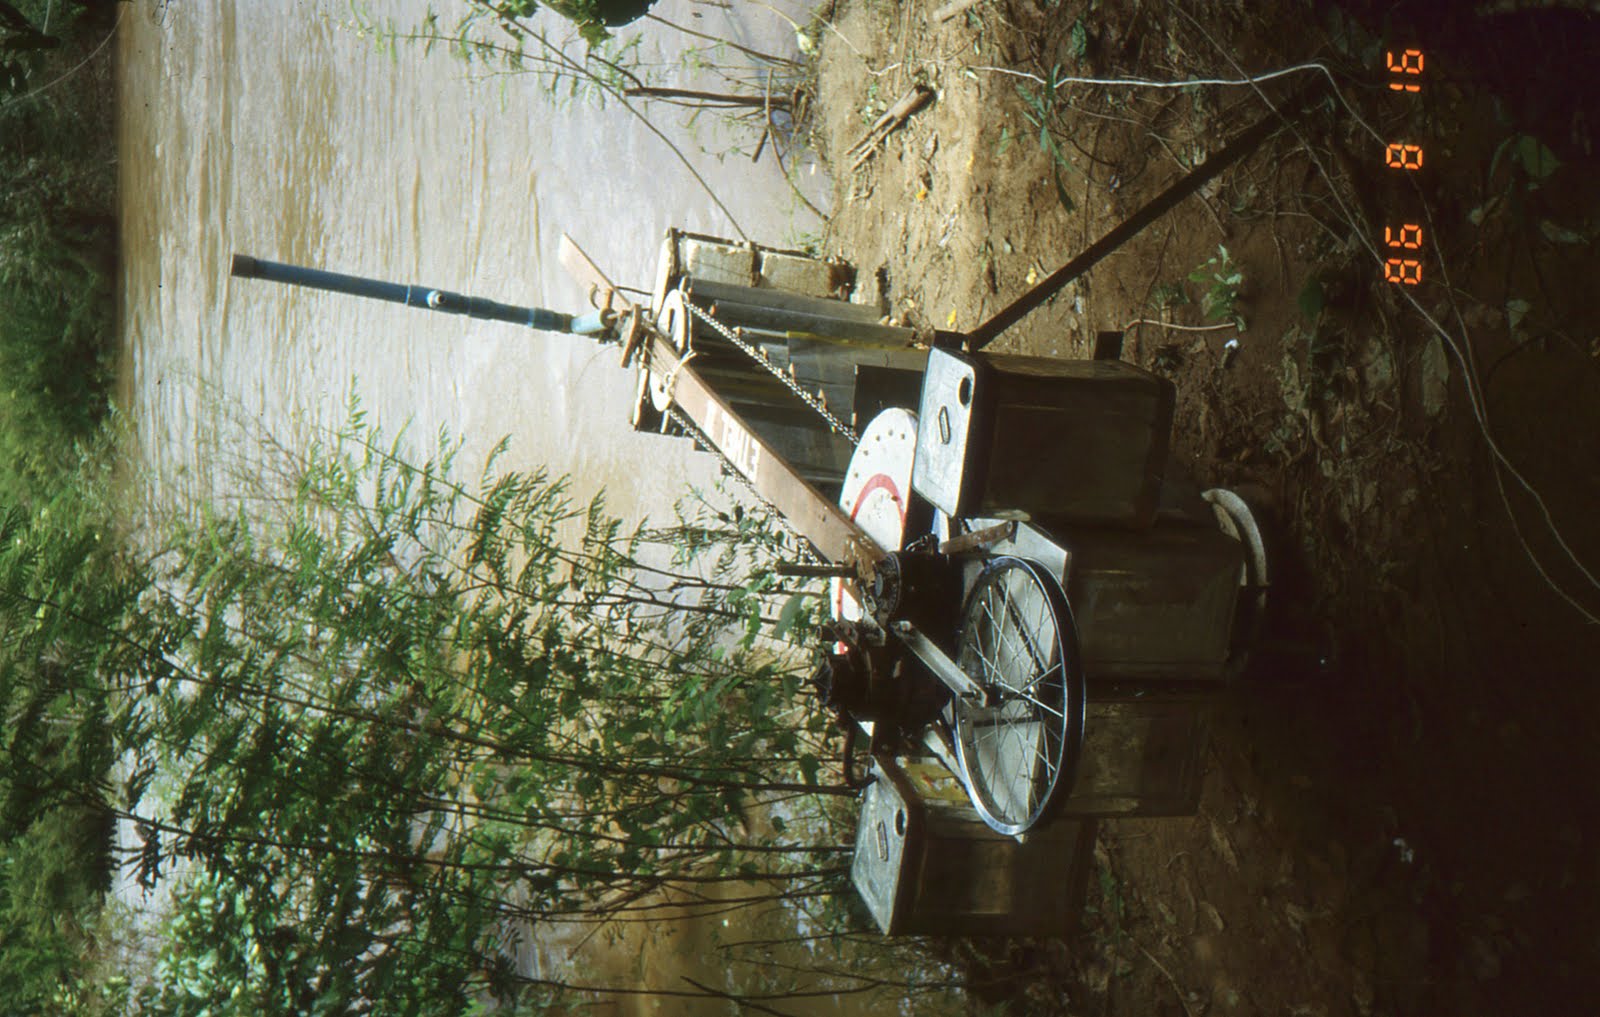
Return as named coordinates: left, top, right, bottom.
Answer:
left=117, top=0, right=826, bottom=521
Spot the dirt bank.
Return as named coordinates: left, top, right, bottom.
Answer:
left=812, top=1, right=1600, bottom=1012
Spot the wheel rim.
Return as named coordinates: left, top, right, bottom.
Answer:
left=951, top=556, right=1085, bottom=835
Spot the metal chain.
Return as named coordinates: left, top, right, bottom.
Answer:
left=681, top=298, right=860, bottom=446
left=666, top=405, right=822, bottom=566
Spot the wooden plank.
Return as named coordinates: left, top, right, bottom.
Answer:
left=644, top=334, right=885, bottom=571
left=558, top=233, right=617, bottom=305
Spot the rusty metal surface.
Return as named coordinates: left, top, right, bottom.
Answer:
left=643, top=332, right=885, bottom=571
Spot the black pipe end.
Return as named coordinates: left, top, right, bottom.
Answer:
left=230, top=254, right=259, bottom=279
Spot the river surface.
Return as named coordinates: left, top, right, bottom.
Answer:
left=117, top=0, right=825, bottom=520
left=113, top=2, right=964, bottom=1011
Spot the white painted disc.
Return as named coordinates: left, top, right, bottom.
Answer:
left=832, top=408, right=919, bottom=625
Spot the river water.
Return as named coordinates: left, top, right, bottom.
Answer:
left=117, top=0, right=825, bottom=520
left=113, top=2, right=967, bottom=1011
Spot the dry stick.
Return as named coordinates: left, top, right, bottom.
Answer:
left=847, top=84, right=935, bottom=172
left=1137, top=942, right=1198, bottom=1017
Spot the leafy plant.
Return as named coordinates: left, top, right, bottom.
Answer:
left=1066, top=18, right=1089, bottom=62
left=3, top=408, right=856, bottom=1012
left=1188, top=244, right=1246, bottom=330
left=1490, top=132, right=1561, bottom=189
left=1016, top=65, right=1078, bottom=213
left=1149, top=281, right=1190, bottom=313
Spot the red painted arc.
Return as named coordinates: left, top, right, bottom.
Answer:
left=831, top=471, right=909, bottom=631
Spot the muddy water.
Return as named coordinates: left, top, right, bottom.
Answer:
left=116, top=0, right=825, bottom=518
left=113, top=2, right=957, bottom=1011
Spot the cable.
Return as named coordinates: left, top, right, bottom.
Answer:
left=1166, top=3, right=1599, bottom=623
left=971, top=60, right=1344, bottom=94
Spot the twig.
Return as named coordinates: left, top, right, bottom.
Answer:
left=681, top=977, right=802, bottom=1017
left=644, top=13, right=800, bottom=68
left=847, top=84, right=935, bottom=172
left=1137, top=942, right=1197, bottom=1017
left=765, top=72, right=827, bottom=221
left=623, top=86, right=788, bottom=110
left=516, top=23, right=750, bottom=240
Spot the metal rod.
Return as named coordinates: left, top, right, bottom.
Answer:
left=964, top=85, right=1319, bottom=351
left=230, top=254, right=580, bottom=334
left=771, top=563, right=856, bottom=579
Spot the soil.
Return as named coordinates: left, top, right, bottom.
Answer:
left=809, top=1, right=1600, bottom=1013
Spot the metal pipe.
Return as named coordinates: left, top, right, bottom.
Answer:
left=704, top=297, right=917, bottom=346
left=230, top=253, right=581, bottom=335
left=964, top=84, right=1321, bottom=351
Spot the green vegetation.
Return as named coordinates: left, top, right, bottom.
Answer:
left=1, top=6, right=121, bottom=1011
left=1187, top=244, right=1246, bottom=331
left=0, top=0, right=119, bottom=498
left=1, top=405, right=863, bottom=1012
left=1015, top=64, right=1080, bottom=214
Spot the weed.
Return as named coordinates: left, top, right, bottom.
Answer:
left=1066, top=18, right=1089, bottom=62
left=1148, top=282, right=1190, bottom=313
left=1188, top=244, right=1246, bottom=330
left=1015, top=65, right=1077, bottom=212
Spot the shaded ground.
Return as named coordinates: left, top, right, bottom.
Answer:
left=811, top=0, right=1600, bottom=1012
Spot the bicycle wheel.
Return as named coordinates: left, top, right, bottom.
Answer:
left=951, top=556, right=1085, bottom=835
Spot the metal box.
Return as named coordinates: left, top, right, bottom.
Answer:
left=851, top=757, right=1096, bottom=937
left=912, top=347, right=1175, bottom=527
left=1060, top=689, right=1214, bottom=817
left=1057, top=523, right=1243, bottom=681
left=970, top=517, right=1244, bottom=682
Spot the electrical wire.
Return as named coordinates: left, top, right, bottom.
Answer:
left=963, top=24, right=1599, bottom=622
left=1163, top=4, right=1600, bottom=625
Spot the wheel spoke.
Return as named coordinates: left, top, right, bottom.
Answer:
left=953, top=557, right=1079, bottom=834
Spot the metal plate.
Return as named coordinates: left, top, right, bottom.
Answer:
left=911, top=347, right=980, bottom=518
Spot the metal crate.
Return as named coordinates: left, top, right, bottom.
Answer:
left=912, top=347, right=1175, bottom=527
left=851, top=756, right=1096, bottom=937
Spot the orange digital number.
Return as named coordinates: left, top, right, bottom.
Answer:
left=1385, top=143, right=1425, bottom=170
left=1385, top=223, right=1424, bottom=250
left=1386, top=49, right=1424, bottom=92
left=1384, top=258, right=1423, bottom=286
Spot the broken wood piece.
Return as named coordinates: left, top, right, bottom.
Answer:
left=847, top=84, right=935, bottom=172
left=558, top=233, right=617, bottom=309
left=932, top=0, right=983, bottom=22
